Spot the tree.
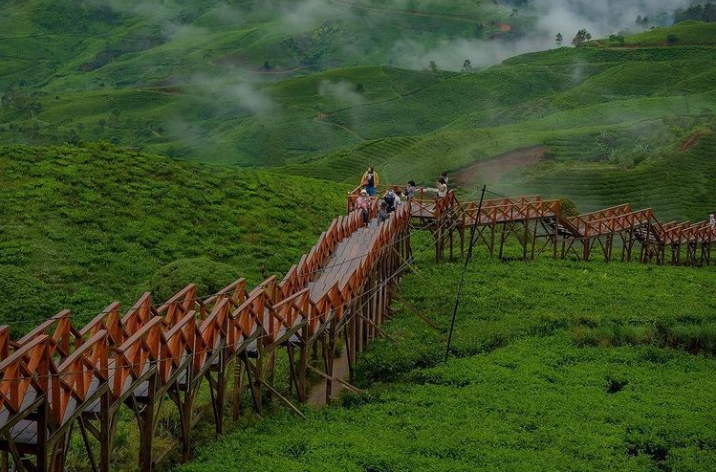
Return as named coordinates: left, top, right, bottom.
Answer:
left=473, top=23, right=485, bottom=38
left=462, top=59, right=473, bottom=72
left=608, top=34, right=625, bottom=45
left=572, top=29, right=592, bottom=48
left=556, top=32, right=563, bottom=47
left=429, top=60, right=439, bottom=73
left=667, top=33, right=679, bottom=44
left=355, top=83, right=365, bottom=94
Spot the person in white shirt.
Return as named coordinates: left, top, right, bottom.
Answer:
left=427, top=177, right=448, bottom=199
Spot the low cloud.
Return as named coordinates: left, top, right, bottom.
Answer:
left=190, top=74, right=278, bottom=116
left=318, top=80, right=365, bottom=105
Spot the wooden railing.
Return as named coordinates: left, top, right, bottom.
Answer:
left=1, top=189, right=714, bottom=472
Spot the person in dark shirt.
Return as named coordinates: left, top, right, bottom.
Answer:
left=406, top=181, right=417, bottom=200
left=378, top=201, right=390, bottom=224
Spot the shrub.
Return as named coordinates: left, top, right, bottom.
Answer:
left=149, top=257, right=244, bottom=302
left=559, top=198, right=580, bottom=217
left=0, top=266, right=65, bottom=336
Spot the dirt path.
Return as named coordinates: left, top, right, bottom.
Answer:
left=681, top=130, right=705, bottom=151
left=307, top=349, right=351, bottom=406
left=453, top=146, right=546, bottom=187
left=314, top=114, right=367, bottom=141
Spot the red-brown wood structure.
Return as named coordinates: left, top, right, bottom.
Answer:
left=1, top=185, right=714, bottom=472
left=346, top=185, right=715, bottom=266
left=0, top=194, right=412, bottom=472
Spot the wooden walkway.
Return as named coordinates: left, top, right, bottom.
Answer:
left=0, top=184, right=714, bottom=472
left=0, top=197, right=411, bottom=472
left=348, top=186, right=715, bottom=265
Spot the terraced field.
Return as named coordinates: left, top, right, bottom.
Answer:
left=499, top=128, right=716, bottom=221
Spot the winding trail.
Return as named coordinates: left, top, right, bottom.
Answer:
left=453, top=145, right=546, bottom=186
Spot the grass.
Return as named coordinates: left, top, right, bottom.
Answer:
left=0, top=143, right=347, bottom=335
left=177, top=246, right=716, bottom=472
left=0, top=142, right=348, bottom=471
left=624, top=21, right=716, bottom=46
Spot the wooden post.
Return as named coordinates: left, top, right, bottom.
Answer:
left=232, top=359, right=244, bottom=421
left=100, top=390, right=111, bottom=472
left=488, top=222, right=495, bottom=257
left=37, top=400, right=48, bottom=472
left=324, top=319, right=337, bottom=404
left=139, top=374, right=157, bottom=472
left=498, top=223, right=508, bottom=260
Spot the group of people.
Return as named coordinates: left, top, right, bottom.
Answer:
left=355, top=166, right=450, bottom=225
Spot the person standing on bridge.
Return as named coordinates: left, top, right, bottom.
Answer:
left=441, top=171, right=449, bottom=185
left=426, top=177, right=448, bottom=200
left=406, top=181, right=417, bottom=200
left=710, top=213, right=716, bottom=228
left=384, top=189, right=398, bottom=213
left=356, top=189, right=371, bottom=225
left=361, top=166, right=379, bottom=196
left=378, top=201, right=390, bottom=224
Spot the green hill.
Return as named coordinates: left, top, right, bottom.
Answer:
left=4, top=4, right=716, bottom=205
left=0, top=143, right=346, bottom=334
left=178, top=250, right=716, bottom=472
left=0, top=0, right=526, bottom=164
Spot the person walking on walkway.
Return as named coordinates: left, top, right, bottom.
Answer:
left=356, top=189, right=371, bottom=225
left=361, top=166, right=379, bottom=196
left=378, top=201, right=390, bottom=224
left=384, top=189, right=398, bottom=213
left=405, top=181, right=417, bottom=200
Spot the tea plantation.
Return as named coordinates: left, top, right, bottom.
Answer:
left=0, top=144, right=347, bottom=335
left=179, top=248, right=716, bottom=471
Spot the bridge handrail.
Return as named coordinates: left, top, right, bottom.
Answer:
left=17, top=309, right=83, bottom=360
left=55, top=330, right=109, bottom=425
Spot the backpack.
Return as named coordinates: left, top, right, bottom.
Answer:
left=385, top=193, right=396, bottom=212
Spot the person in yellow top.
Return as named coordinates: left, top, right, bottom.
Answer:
left=361, top=166, right=379, bottom=196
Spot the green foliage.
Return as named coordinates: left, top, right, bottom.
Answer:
left=572, top=28, right=593, bottom=47
left=674, top=3, right=716, bottom=23
left=0, top=266, right=64, bottom=337
left=149, top=258, right=244, bottom=302
left=624, top=21, right=716, bottom=46
left=0, top=143, right=347, bottom=330
left=179, top=252, right=716, bottom=472
left=499, top=131, right=716, bottom=221
left=559, top=197, right=580, bottom=217
left=608, top=33, right=626, bottom=45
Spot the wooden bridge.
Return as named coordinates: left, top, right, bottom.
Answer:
left=1, top=185, right=714, bottom=472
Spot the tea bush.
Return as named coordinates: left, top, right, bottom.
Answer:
left=179, top=249, right=716, bottom=472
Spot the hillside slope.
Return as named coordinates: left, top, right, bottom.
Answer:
left=0, top=0, right=524, bottom=165
left=0, top=144, right=346, bottom=333
left=179, top=251, right=716, bottom=472
left=282, top=27, right=716, bottom=185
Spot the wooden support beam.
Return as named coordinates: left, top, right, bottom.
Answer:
left=256, top=379, right=305, bottom=420
left=307, top=365, right=362, bottom=394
